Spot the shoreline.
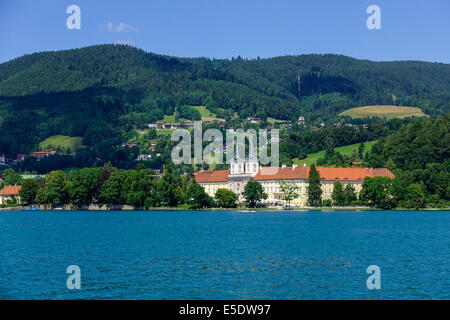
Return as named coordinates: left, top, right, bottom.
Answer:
left=1, top=205, right=449, bottom=212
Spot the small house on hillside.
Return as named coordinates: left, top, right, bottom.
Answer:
left=156, top=123, right=180, bottom=130
left=183, top=120, right=195, bottom=129
left=121, top=142, right=140, bottom=148
left=33, top=151, right=56, bottom=160
left=247, top=117, right=262, bottom=124
left=136, top=154, right=152, bottom=161
left=298, top=116, right=305, bottom=125
left=0, top=154, right=6, bottom=165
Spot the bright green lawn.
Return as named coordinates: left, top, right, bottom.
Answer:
left=192, top=106, right=216, bottom=119
left=293, top=140, right=377, bottom=166
left=156, top=129, right=175, bottom=136
left=267, top=117, right=286, bottom=124
left=39, top=135, right=83, bottom=152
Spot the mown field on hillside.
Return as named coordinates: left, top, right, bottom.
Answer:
left=192, top=106, right=217, bottom=119
left=39, top=135, right=83, bottom=153
left=339, top=105, right=428, bottom=119
left=293, top=140, right=377, bottom=166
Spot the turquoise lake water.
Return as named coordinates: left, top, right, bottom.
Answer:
left=0, top=210, right=448, bottom=299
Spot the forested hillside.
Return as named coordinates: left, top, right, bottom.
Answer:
left=185, top=54, right=450, bottom=118
left=0, top=44, right=449, bottom=158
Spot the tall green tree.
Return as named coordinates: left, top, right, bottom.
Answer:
left=187, top=183, right=213, bottom=209
left=307, top=164, right=322, bottom=206
left=358, top=142, right=365, bottom=159
left=154, top=163, right=185, bottom=207
left=243, top=181, right=267, bottom=208
left=1, top=168, right=22, bottom=187
left=405, top=183, right=426, bottom=209
left=123, top=169, right=152, bottom=207
left=19, top=179, right=40, bottom=205
left=215, top=188, right=238, bottom=208
left=36, top=171, right=69, bottom=206
left=279, top=180, right=299, bottom=205
left=99, top=170, right=126, bottom=205
left=331, top=181, right=345, bottom=205
left=67, top=167, right=101, bottom=206
left=360, top=176, right=398, bottom=209
left=344, top=184, right=357, bottom=204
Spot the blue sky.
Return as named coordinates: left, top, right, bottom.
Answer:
left=0, top=0, right=449, bottom=63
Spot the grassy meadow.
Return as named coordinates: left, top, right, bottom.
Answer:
left=340, top=105, right=428, bottom=119
left=293, top=140, right=377, bottom=166
left=39, top=135, right=83, bottom=153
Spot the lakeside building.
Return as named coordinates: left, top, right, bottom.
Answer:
left=194, top=160, right=394, bottom=206
left=0, top=185, right=22, bottom=205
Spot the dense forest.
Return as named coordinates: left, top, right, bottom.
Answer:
left=0, top=44, right=449, bottom=160
left=363, top=115, right=450, bottom=207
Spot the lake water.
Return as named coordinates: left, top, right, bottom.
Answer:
left=0, top=210, right=448, bottom=300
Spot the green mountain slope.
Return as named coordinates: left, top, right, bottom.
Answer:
left=185, top=54, right=450, bottom=117
left=0, top=44, right=449, bottom=157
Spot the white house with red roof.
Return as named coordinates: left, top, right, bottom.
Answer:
left=33, top=151, right=56, bottom=160
left=0, top=185, right=22, bottom=205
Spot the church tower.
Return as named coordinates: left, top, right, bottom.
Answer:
left=245, top=157, right=259, bottom=177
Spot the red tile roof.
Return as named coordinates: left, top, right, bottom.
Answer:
left=194, top=166, right=394, bottom=183
left=193, top=170, right=230, bottom=183
left=253, top=166, right=309, bottom=181
left=316, top=167, right=394, bottom=181
left=251, top=166, right=394, bottom=181
left=0, top=185, right=22, bottom=195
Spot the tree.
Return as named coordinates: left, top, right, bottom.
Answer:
left=1, top=168, right=22, bottom=187
left=324, top=136, right=334, bottom=160
left=67, top=167, right=101, bottom=206
left=123, top=169, right=152, bottom=207
left=405, top=183, right=426, bottom=209
left=153, top=163, right=185, bottom=207
left=360, top=176, right=397, bottom=209
left=344, top=184, right=357, bottom=204
left=99, top=170, right=125, bottom=205
left=187, top=183, right=212, bottom=209
left=279, top=180, right=299, bottom=205
left=97, top=162, right=116, bottom=198
left=331, top=181, right=345, bottom=205
left=358, top=142, right=365, bottom=159
left=36, top=171, right=69, bottom=206
left=19, top=179, right=40, bottom=205
left=215, top=188, right=238, bottom=208
left=307, top=164, right=322, bottom=206
left=243, top=181, right=267, bottom=208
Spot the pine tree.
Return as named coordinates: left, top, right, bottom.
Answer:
left=358, top=142, right=365, bottom=159
left=307, top=164, right=322, bottom=206
left=331, top=181, right=345, bottom=205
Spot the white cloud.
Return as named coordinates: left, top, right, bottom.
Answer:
left=115, top=22, right=139, bottom=32
left=101, top=22, right=139, bottom=33
left=106, top=22, right=114, bottom=32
